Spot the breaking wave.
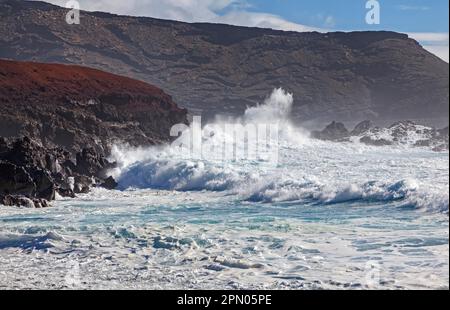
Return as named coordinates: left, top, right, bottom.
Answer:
left=110, top=89, right=449, bottom=215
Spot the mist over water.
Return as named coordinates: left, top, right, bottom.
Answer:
left=0, top=89, right=448, bottom=289
left=110, top=89, right=449, bottom=214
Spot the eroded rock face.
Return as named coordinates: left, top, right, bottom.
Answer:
left=0, top=58, right=188, bottom=208
left=75, top=148, right=116, bottom=178
left=1, top=195, right=50, bottom=209
left=0, top=59, right=188, bottom=154
left=0, top=161, right=35, bottom=197
left=0, top=137, right=119, bottom=208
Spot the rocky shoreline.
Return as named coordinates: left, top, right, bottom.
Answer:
left=0, top=58, right=447, bottom=208
left=0, top=136, right=119, bottom=208
left=312, top=120, right=449, bottom=151
left=0, top=59, right=190, bottom=209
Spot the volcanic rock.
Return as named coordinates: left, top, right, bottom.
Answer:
left=100, top=176, right=119, bottom=190
left=311, top=120, right=449, bottom=150
left=0, top=0, right=448, bottom=125
left=311, top=122, right=350, bottom=141
left=0, top=137, right=118, bottom=207
left=0, top=59, right=188, bottom=154
left=351, top=120, right=374, bottom=136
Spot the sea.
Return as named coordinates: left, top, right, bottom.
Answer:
left=0, top=89, right=448, bottom=290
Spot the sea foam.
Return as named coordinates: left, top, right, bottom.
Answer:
left=110, top=89, right=449, bottom=214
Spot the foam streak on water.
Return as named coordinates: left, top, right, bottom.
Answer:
left=0, top=89, right=448, bottom=290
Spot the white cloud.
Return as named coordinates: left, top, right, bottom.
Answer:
left=408, top=32, right=449, bottom=43
left=43, top=0, right=235, bottom=22
left=215, top=11, right=320, bottom=32
left=408, top=32, right=449, bottom=63
left=39, top=0, right=321, bottom=31
left=39, top=1, right=448, bottom=62
left=397, top=5, right=430, bottom=11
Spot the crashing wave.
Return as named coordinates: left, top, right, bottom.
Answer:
left=243, top=177, right=449, bottom=214
left=110, top=89, right=449, bottom=215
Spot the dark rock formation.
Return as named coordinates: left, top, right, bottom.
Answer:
left=311, top=122, right=349, bottom=141
left=0, top=161, right=35, bottom=197
left=0, top=0, right=448, bottom=126
left=0, top=56, right=188, bottom=208
left=0, top=59, right=188, bottom=154
left=359, top=136, right=393, bottom=147
left=0, top=137, right=118, bottom=208
left=100, top=176, right=119, bottom=190
left=351, top=120, right=374, bottom=136
left=1, top=195, right=50, bottom=209
left=311, top=120, right=449, bottom=151
left=75, top=148, right=115, bottom=178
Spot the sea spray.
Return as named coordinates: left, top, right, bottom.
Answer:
left=108, top=89, right=449, bottom=213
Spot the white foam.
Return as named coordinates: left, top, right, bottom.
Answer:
left=0, top=88, right=448, bottom=290
left=108, top=89, right=448, bottom=214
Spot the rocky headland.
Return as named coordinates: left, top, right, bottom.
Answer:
left=0, top=59, right=188, bottom=208
left=0, top=0, right=448, bottom=125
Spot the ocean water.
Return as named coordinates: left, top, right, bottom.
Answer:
left=0, top=90, right=448, bottom=290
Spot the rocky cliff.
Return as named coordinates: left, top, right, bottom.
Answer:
left=0, top=58, right=187, bottom=207
left=0, top=0, right=448, bottom=126
left=0, top=59, right=187, bottom=154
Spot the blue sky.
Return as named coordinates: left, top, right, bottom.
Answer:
left=240, top=0, right=448, bottom=33
left=43, top=0, right=449, bottom=61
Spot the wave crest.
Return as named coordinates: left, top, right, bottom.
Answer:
left=109, top=88, right=449, bottom=215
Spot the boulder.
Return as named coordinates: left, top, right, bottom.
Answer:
left=311, top=121, right=350, bottom=141
left=351, top=120, right=374, bottom=136
left=1, top=195, right=51, bottom=208
left=0, top=161, right=35, bottom=197
left=29, top=169, right=56, bottom=201
left=0, top=136, right=121, bottom=207
left=100, top=176, right=118, bottom=190
left=75, top=148, right=115, bottom=178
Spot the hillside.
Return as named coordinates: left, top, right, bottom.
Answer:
left=0, top=0, right=448, bottom=126
left=0, top=59, right=187, bottom=153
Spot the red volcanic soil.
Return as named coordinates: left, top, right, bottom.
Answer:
left=0, top=59, right=174, bottom=106
left=0, top=59, right=187, bottom=153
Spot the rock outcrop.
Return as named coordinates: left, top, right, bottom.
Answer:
left=0, top=59, right=188, bottom=207
left=0, top=59, right=188, bottom=154
left=0, top=137, right=117, bottom=208
left=311, top=122, right=350, bottom=141
left=0, top=0, right=448, bottom=126
left=312, top=120, right=449, bottom=151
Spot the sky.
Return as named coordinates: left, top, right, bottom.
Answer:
left=42, top=0, right=449, bottom=62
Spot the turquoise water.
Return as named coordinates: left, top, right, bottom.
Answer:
left=0, top=143, right=448, bottom=290
left=0, top=90, right=448, bottom=289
